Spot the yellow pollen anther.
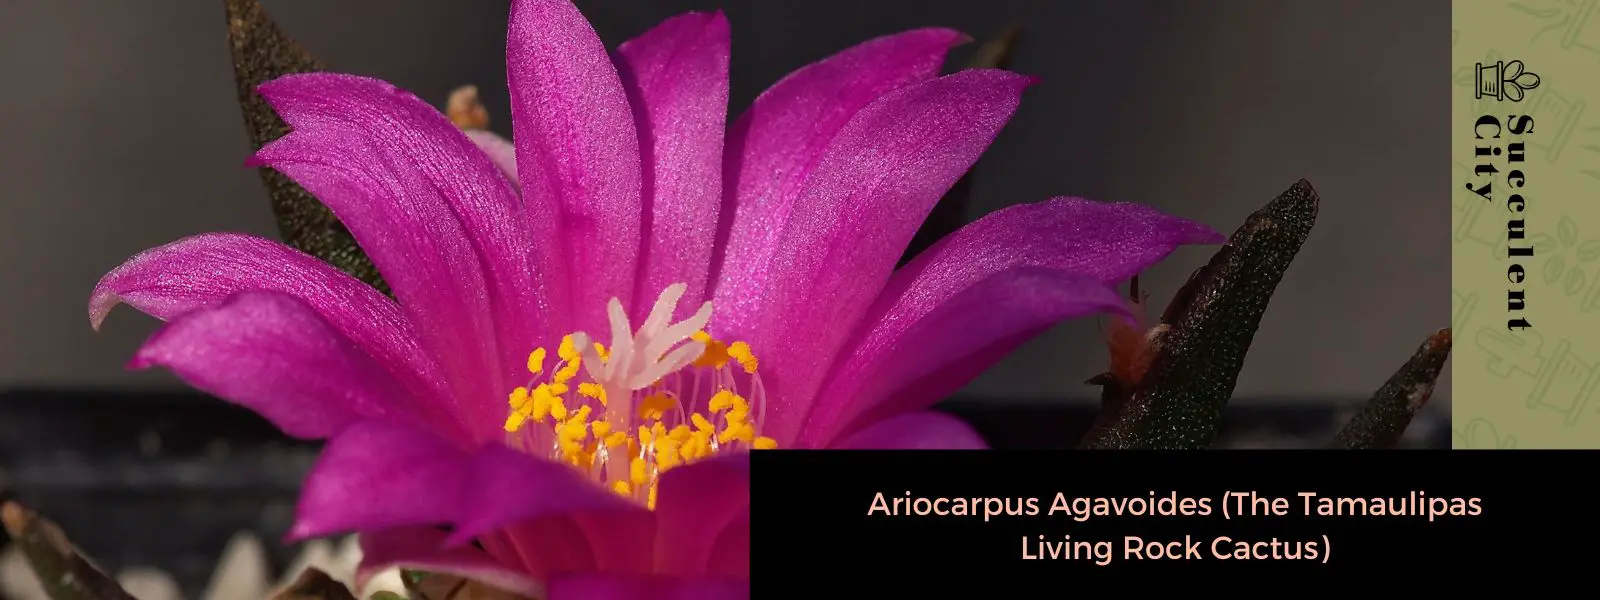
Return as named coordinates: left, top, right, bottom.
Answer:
left=728, top=341, right=758, bottom=374
left=629, top=457, right=648, bottom=486
left=719, top=422, right=754, bottom=445
left=530, top=385, right=554, bottom=422
left=753, top=436, right=778, bottom=450
left=603, top=431, right=629, bottom=448
left=549, top=395, right=568, bottom=421
left=558, top=335, right=580, bottom=361
left=707, top=390, right=734, bottom=413
left=637, top=393, right=674, bottom=421
left=527, top=348, right=547, bottom=375
left=729, top=396, right=749, bottom=419
left=611, top=481, right=631, bottom=495
left=508, top=386, right=530, bottom=410
left=691, top=413, right=714, bottom=433
left=593, top=342, right=610, bottom=362
left=554, top=358, right=582, bottom=386
left=653, top=421, right=669, bottom=434
left=656, top=438, right=682, bottom=470
left=591, top=421, right=611, bottom=439
left=579, top=382, right=607, bottom=406
left=691, top=331, right=731, bottom=369
left=503, top=411, right=527, bottom=432
left=683, top=430, right=713, bottom=461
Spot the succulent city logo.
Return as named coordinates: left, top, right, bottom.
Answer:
left=1474, top=59, right=1541, bottom=102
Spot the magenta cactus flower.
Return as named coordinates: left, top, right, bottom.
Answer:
left=89, top=0, right=1220, bottom=597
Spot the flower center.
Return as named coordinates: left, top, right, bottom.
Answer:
left=501, top=283, right=775, bottom=509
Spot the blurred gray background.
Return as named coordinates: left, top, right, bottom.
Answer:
left=0, top=0, right=1450, bottom=408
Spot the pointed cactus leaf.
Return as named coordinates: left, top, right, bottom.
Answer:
left=963, top=24, right=1024, bottom=71
left=225, top=0, right=389, bottom=295
left=0, top=502, right=136, bottom=600
left=1330, top=329, right=1452, bottom=449
left=1082, top=179, right=1319, bottom=449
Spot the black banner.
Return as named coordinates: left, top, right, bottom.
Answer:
left=753, top=451, right=1587, bottom=591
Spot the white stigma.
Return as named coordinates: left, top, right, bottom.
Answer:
left=571, top=283, right=712, bottom=483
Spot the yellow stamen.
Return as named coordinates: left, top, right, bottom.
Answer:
left=691, top=413, right=714, bottom=433
left=579, top=382, right=607, bottom=406
left=499, top=284, right=776, bottom=511
left=629, top=457, right=649, bottom=487
left=508, top=386, right=530, bottom=410
left=707, top=390, right=735, bottom=413
left=637, top=393, right=674, bottom=421
left=727, top=396, right=749, bottom=423
left=603, top=431, right=629, bottom=448
left=554, top=357, right=581, bottom=386
left=531, top=385, right=554, bottom=422
left=558, top=335, right=580, bottom=362
left=527, top=348, right=546, bottom=375
left=692, top=331, right=731, bottom=369
left=728, top=341, right=758, bottom=374
left=503, top=411, right=527, bottom=433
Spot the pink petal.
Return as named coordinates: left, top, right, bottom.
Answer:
left=712, top=27, right=965, bottom=328
left=251, top=73, right=542, bottom=440
left=446, top=445, right=647, bottom=545
left=652, top=454, right=749, bottom=577
left=803, top=269, right=1130, bottom=447
left=829, top=411, right=988, bottom=449
left=890, top=197, right=1222, bottom=287
left=90, top=233, right=453, bottom=435
left=799, top=199, right=1221, bottom=446
left=569, top=511, right=655, bottom=575
left=127, top=292, right=423, bottom=440
left=291, top=421, right=471, bottom=540
left=492, top=516, right=603, bottom=578
left=354, top=527, right=544, bottom=598
left=614, top=11, right=731, bottom=318
left=727, top=69, right=1034, bottom=444
left=702, top=509, right=748, bottom=579
left=508, top=0, right=642, bottom=336
left=464, top=129, right=519, bottom=188
left=547, top=573, right=748, bottom=600
left=293, top=419, right=643, bottom=546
